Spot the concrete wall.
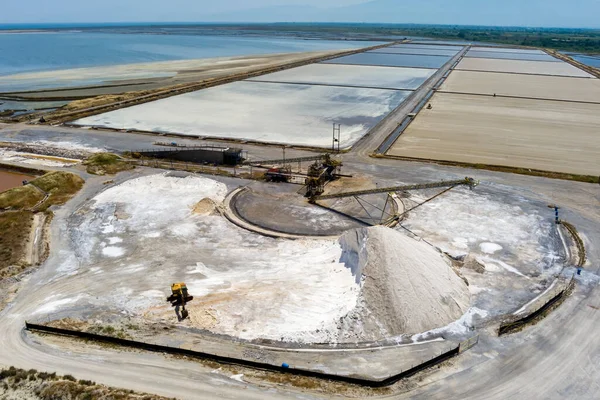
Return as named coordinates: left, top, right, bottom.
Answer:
left=137, top=148, right=242, bottom=165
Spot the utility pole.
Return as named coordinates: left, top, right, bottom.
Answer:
left=548, top=204, right=561, bottom=224
left=332, top=123, right=341, bottom=153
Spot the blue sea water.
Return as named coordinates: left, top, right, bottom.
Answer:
left=0, top=31, right=378, bottom=76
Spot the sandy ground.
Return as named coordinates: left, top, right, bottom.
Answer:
left=387, top=92, right=600, bottom=176
left=455, top=57, right=593, bottom=77
left=440, top=70, right=600, bottom=103
left=72, top=81, right=411, bottom=149
left=0, top=51, right=343, bottom=98
left=0, top=149, right=80, bottom=167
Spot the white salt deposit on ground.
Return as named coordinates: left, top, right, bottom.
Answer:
left=337, top=226, right=470, bottom=342
left=0, top=149, right=78, bottom=167
left=411, top=307, right=488, bottom=340
left=92, top=173, right=228, bottom=232
left=53, top=174, right=478, bottom=344
left=480, top=242, right=503, bottom=254
left=34, top=295, right=83, bottom=315
left=68, top=173, right=361, bottom=343
left=73, top=81, right=410, bottom=149
left=403, top=188, right=555, bottom=274
left=30, top=140, right=105, bottom=153
left=477, top=256, right=528, bottom=278
left=184, top=239, right=360, bottom=343
left=102, top=246, right=125, bottom=258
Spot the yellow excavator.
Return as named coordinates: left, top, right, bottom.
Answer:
left=166, top=283, right=194, bottom=320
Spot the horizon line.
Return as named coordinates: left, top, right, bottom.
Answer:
left=0, top=22, right=598, bottom=30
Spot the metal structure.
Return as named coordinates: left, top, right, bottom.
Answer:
left=310, top=177, right=478, bottom=225
left=131, top=146, right=244, bottom=166
left=304, top=155, right=343, bottom=199
left=242, top=154, right=329, bottom=166
left=332, top=123, right=341, bottom=153
left=167, top=282, right=194, bottom=320
left=312, top=177, right=477, bottom=201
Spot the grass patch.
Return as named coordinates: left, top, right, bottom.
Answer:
left=0, top=185, right=43, bottom=210
left=0, top=172, right=83, bottom=279
left=0, top=366, right=174, bottom=399
left=0, top=211, right=34, bottom=278
left=84, top=153, right=134, bottom=175
left=0, top=171, right=84, bottom=211
left=33, top=171, right=85, bottom=210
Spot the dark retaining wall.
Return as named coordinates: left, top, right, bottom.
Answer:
left=134, top=148, right=242, bottom=166
left=498, top=279, right=575, bottom=336
left=25, top=322, right=459, bottom=387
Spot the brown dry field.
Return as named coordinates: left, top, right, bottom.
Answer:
left=387, top=92, right=600, bottom=176
left=440, top=70, right=600, bottom=103
left=456, top=57, right=593, bottom=77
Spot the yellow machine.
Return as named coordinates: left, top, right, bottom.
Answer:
left=166, top=282, right=194, bottom=320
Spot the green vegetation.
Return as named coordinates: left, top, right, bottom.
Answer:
left=84, top=152, right=134, bottom=175
left=32, top=171, right=85, bottom=211
left=244, top=24, right=600, bottom=54
left=0, top=185, right=44, bottom=210
left=0, top=171, right=83, bottom=280
left=0, top=211, right=34, bottom=278
left=400, top=26, right=600, bottom=53
left=0, top=366, right=174, bottom=400
left=0, top=171, right=84, bottom=211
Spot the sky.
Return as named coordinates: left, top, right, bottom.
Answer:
left=2, top=0, right=599, bottom=28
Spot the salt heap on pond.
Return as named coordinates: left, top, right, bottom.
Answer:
left=338, top=226, right=470, bottom=342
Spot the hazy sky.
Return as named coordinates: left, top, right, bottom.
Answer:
left=2, top=0, right=599, bottom=27
left=1, top=0, right=364, bottom=23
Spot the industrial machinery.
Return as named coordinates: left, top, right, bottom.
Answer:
left=305, top=154, right=343, bottom=199
left=309, top=177, right=478, bottom=225
left=265, top=166, right=292, bottom=182
left=166, top=282, right=194, bottom=320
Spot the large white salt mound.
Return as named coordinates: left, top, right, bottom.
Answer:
left=338, top=226, right=470, bottom=341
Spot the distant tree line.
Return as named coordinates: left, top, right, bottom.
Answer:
left=245, top=24, right=600, bottom=54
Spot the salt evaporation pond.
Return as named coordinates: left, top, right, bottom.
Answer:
left=370, top=47, right=459, bottom=57
left=466, top=50, right=559, bottom=62
left=471, top=47, right=546, bottom=55
left=391, top=44, right=465, bottom=51
left=247, top=63, right=435, bottom=90
left=73, top=81, right=411, bottom=148
left=564, top=53, right=600, bottom=68
left=323, top=52, right=451, bottom=69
